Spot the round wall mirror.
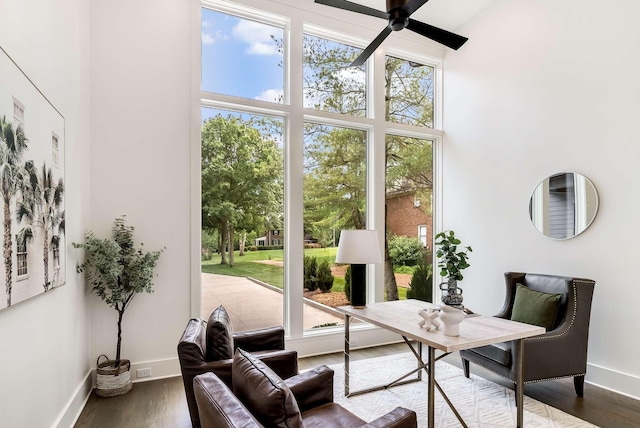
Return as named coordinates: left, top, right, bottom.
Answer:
left=529, top=172, right=599, bottom=240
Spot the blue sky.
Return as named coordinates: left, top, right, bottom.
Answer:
left=201, top=8, right=283, bottom=103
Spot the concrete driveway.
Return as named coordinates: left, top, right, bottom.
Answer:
left=201, top=273, right=344, bottom=331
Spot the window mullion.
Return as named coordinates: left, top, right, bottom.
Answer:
left=285, top=17, right=304, bottom=340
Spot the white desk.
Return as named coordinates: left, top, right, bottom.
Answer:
left=336, top=299, right=545, bottom=428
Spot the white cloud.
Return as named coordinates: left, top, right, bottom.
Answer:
left=255, top=88, right=284, bottom=103
left=232, top=20, right=280, bottom=56
left=201, top=30, right=226, bottom=46
left=202, top=32, right=215, bottom=45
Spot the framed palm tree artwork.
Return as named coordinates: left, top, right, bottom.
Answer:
left=0, top=45, right=65, bottom=311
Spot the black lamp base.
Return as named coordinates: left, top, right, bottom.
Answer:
left=350, top=264, right=366, bottom=308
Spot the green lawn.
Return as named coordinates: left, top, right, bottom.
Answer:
left=201, top=246, right=408, bottom=299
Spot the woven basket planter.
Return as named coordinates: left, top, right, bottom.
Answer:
left=96, top=355, right=132, bottom=397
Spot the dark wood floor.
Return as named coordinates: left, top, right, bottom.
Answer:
left=75, top=343, right=639, bottom=427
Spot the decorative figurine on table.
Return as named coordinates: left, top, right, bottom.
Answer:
left=418, top=308, right=441, bottom=331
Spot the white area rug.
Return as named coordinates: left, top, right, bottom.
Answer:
left=328, top=353, right=599, bottom=428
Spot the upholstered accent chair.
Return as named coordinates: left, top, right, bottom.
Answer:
left=460, top=272, right=595, bottom=398
left=178, top=305, right=299, bottom=428
left=194, top=348, right=418, bottom=428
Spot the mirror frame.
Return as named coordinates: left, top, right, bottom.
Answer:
left=529, top=172, right=599, bottom=240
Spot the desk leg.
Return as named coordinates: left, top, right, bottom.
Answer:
left=344, top=314, right=350, bottom=397
left=428, top=346, right=435, bottom=428
left=516, top=339, right=524, bottom=428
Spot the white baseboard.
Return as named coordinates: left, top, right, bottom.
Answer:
left=586, top=362, right=640, bottom=401
left=130, top=357, right=182, bottom=382
left=53, top=370, right=93, bottom=428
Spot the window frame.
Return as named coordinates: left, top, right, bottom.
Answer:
left=194, top=0, right=444, bottom=353
left=16, top=236, right=28, bottom=278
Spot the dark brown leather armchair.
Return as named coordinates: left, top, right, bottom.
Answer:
left=460, top=272, right=595, bottom=398
left=178, top=306, right=299, bottom=428
left=193, top=364, right=418, bottom=428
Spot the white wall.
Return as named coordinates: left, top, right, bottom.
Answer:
left=443, top=0, right=640, bottom=398
left=89, top=0, right=193, bottom=380
left=0, top=0, right=92, bottom=426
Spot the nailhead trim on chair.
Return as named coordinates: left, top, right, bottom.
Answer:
left=468, top=363, right=587, bottom=385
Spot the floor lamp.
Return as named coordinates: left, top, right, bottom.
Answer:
left=335, top=230, right=383, bottom=308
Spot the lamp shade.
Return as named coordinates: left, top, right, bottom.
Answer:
left=335, top=230, right=383, bottom=264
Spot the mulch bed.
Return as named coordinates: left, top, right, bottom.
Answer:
left=304, top=289, right=350, bottom=308
left=298, top=264, right=415, bottom=309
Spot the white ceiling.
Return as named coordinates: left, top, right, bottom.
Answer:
left=345, top=0, right=497, bottom=31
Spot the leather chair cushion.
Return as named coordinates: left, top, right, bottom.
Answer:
left=468, top=341, right=512, bottom=366
left=206, top=305, right=234, bottom=361
left=232, top=348, right=303, bottom=428
left=510, top=283, right=562, bottom=330
left=301, top=403, right=366, bottom=428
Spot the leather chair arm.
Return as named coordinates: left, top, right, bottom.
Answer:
left=194, top=372, right=263, bottom=428
left=284, top=365, right=334, bottom=412
left=361, top=407, right=418, bottom=428
left=233, top=326, right=285, bottom=351
left=253, top=349, right=299, bottom=381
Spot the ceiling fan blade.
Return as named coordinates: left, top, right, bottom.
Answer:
left=314, top=0, right=388, bottom=20
left=350, top=27, right=393, bottom=67
left=406, top=19, right=468, bottom=50
left=402, top=0, right=430, bottom=17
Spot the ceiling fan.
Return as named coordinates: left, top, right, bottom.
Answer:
left=314, top=0, right=468, bottom=66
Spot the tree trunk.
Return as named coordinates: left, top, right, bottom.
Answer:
left=4, top=199, right=12, bottom=307
left=352, top=206, right=365, bottom=230
left=228, top=227, right=235, bottom=267
left=43, top=228, right=49, bottom=291
left=239, top=231, right=246, bottom=256
left=384, top=236, right=399, bottom=301
left=219, top=226, right=228, bottom=265
left=115, top=307, right=124, bottom=365
left=384, top=202, right=399, bottom=301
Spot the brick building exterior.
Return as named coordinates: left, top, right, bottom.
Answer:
left=386, top=190, right=432, bottom=248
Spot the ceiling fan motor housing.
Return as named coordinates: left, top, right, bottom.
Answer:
left=387, top=0, right=409, bottom=31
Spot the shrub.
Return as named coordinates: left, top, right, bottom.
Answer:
left=316, top=260, right=334, bottom=293
left=344, top=265, right=352, bottom=301
left=257, top=245, right=284, bottom=250
left=406, top=262, right=433, bottom=303
left=304, top=255, right=318, bottom=291
left=388, top=234, right=424, bottom=266
left=303, top=243, right=322, bottom=249
left=248, top=245, right=257, bottom=251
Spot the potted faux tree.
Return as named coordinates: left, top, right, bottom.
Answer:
left=434, top=230, right=472, bottom=309
left=73, top=216, right=164, bottom=397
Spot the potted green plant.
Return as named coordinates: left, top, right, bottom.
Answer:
left=73, top=216, right=164, bottom=397
left=434, top=230, right=472, bottom=308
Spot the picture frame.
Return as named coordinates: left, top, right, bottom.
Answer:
left=0, top=45, right=66, bottom=311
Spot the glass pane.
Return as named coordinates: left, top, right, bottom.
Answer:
left=201, top=108, right=285, bottom=330
left=303, top=34, right=366, bottom=116
left=202, top=8, right=284, bottom=103
left=385, top=56, right=434, bottom=127
left=303, top=123, right=367, bottom=330
left=384, top=135, right=433, bottom=302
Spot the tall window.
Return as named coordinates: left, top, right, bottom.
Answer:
left=52, top=133, right=59, bottom=167
left=13, top=97, right=25, bottom=127
left=53, top=242, right=60, bottom=268
left=200, top=1, right=441, bottom=345
left=16, top=238, right=27, bottom=277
